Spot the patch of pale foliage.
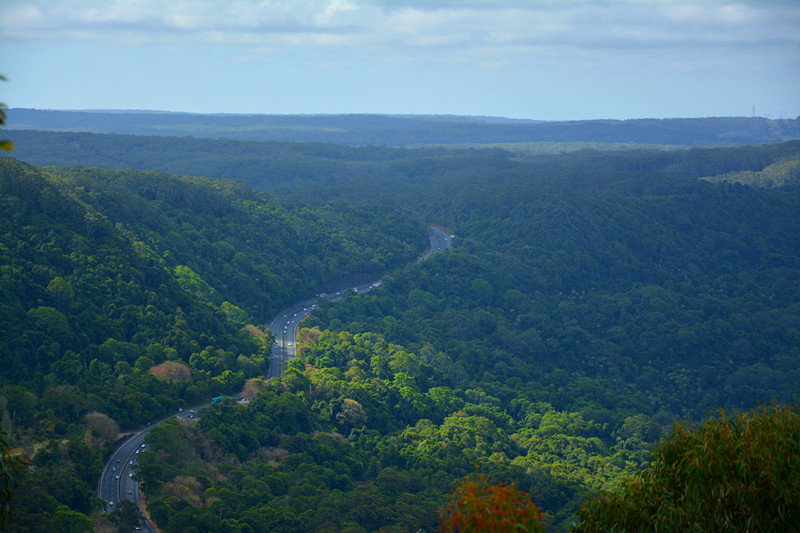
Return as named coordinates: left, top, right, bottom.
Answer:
left=162, top=476, right=204, bottom=508
left=148, top=361, right=192, bottom=381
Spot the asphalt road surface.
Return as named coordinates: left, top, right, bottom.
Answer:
left=426, top=227, right=453, bottom=258
left=267, top=297, right=319, bottom=378
left=98, top=427, right=152, bottom=531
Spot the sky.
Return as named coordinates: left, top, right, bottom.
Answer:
left=1, top=0, right=798, bottom=121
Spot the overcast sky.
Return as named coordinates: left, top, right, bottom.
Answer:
left=1, top=0, right=798, bottom=120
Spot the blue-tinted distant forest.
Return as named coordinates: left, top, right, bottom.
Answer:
left=8, top=109, right=800, bottom=146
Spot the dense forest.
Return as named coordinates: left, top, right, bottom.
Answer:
left=2, top=134, right=800, bottom=531
left=5, top=130, right=800, bottom=197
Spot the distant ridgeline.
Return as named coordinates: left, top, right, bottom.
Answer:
left=7, top=108, right=800, bottom=147
left=4, top=127, right=800, bottom=194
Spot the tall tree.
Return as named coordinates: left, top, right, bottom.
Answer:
left=438, top=473, right=545, bottom=533
left=0, top=75, right=12, bottom=152
left=0, top=428, right=28, bottom=529
left=575, top=402, right=800, bottom=532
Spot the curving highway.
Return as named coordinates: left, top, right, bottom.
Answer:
left=267, top=297, right=318, bottom=378
left=98, top=427, right=152, bottom=531
left=268, top=227, right=452, bottom=378
left=424, top=227, right=453, bottom=259
left=99, top=226, right=452, bottom=528
left=98, top=405, right=203, bottom=532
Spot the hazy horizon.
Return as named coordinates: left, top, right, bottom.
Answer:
left=2, top=1, right=799, bottom=121
left=5, top=107, right=795, bottom=122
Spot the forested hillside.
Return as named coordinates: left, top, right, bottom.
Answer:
left=2, top=136, right=800, bottom=532
left=0, top=157, right=424, bottom=531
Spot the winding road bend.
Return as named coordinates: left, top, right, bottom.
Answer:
left=98, top=226, right=452, bottom=529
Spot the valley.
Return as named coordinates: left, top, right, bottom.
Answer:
left=1, top=130, right=799, bottom=532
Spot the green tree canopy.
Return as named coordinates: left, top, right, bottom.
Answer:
left=575, top=401, right=800, bottom=532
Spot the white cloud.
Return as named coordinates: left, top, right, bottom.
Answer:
left=2, top=0, right=798, bottom=67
